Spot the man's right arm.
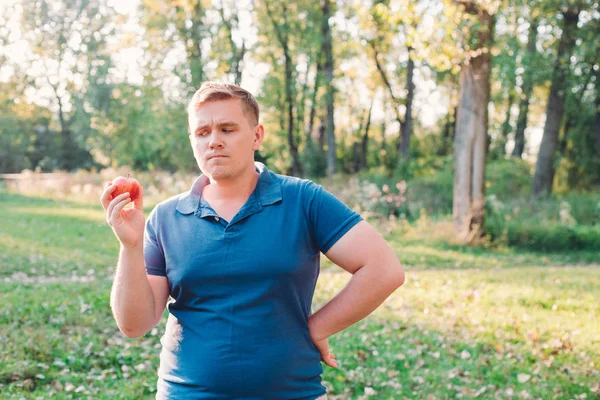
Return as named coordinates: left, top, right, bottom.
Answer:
left=110, top=244, right=170, bottom=338
left=101, top=182, right=169, bottom=338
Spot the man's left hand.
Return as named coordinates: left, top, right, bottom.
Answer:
left=311, top=336, right=338, bottom=368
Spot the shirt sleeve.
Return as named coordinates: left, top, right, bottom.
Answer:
left=304, top=180, right=363, bottom=253
left=144, top=204, right=167, bottom=276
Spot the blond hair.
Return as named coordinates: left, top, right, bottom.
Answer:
left=187, top=82, right=260, bottom=127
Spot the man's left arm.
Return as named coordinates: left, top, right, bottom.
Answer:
left=308, top=220, right=405, bottom=367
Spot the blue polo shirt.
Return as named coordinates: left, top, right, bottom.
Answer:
left=144, top=162, right=362, bottom=399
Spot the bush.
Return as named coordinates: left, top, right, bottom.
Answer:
left=485, top=157, right=532, bottom=199
left=358, top=156, right=455, bottom=220
left=354, top=156, right=600, bottom=251
left=484, top=193, right=600, bottom=251
left=485, top=220, right=600, bottom=251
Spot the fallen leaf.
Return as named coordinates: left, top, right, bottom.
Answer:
left=53, top=380, right=63, bottom=391
left=517, top=373, right=531, bottom=383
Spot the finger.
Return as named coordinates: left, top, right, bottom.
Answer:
left=133, top=185, right=144, bottom=211
left=315, top=343, right=337, bottom=368
left=108, top=196, right=132, bottom=226
left=107, top=193, right=130, bottom=220
left=107, top=192, right=129, bottom=215
left=323, top=353, right=338, bottom=368
left=100, top=183, right=116, bottom=210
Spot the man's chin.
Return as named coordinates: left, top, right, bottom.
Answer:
left=206, top=167, right=233, bottom=181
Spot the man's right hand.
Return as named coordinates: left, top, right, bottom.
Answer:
left=101, top=182, right=145, bottom=248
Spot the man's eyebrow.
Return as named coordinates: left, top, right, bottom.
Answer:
left=195, top=121, right=240, bottom=131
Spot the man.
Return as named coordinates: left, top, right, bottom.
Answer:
left=101, top=82, right=404, bottom=399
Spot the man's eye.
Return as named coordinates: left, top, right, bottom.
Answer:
left=222, top=128, right=233, bottom=133
left=196, top=131, right=208, bottom=137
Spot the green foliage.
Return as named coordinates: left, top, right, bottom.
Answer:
left=0, top=89, right=48, bottom=173
left=302, top=138, right=327, bottom=178
left=485, top=217, right=600, bottom=251
left=0, top=82, right=71, bottom=173
left=357, top=156, right=600, bottom=252
left=91, top=84, right=195, bottom=172
left=358, top=154, right=455, bottom=220
left=485, top=157, right=532, bottom=199
left=485, top=192, right=600, bottom=251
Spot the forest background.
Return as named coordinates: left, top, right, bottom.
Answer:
left=1, top=0, right=599, bottom=398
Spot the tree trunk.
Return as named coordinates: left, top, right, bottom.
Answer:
left=442, top=111, right=452, bottom=141
left=453, top=8, right=493, bottom=242
left=177, top=1, right=205, bottom=91
left=440, top=104, right=456, bottom=155
left=471, top=61, right=490, bottom=233
left=532, top=9, right=580, bottom=197
left=512, top=15, right=539, bottom=158
left=53, top=81, right=75, bottom=170
left=499, top=88, right=516, bottom=157
left=352, top=142, right=360, bottom=173
left=318, top=121, right=326, bottom=151
left=399, top=47, right=415, bottom=158
left=559, top=68, right=594, bottom=157
left=321, top=0, right=336, bottom=176
left=265, top=1, right=302, bottom=176
left=298, top=53, right=313, bottom=144
left=595, top=68, right=600, bottom=163
left=307, top=50, right=323, bottom=141
left=360, top=97, right=374, bottom=170
left=284, top=48, right=302, bottom=176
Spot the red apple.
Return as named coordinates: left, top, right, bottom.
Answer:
left=109, top=175, right=141, bottom=202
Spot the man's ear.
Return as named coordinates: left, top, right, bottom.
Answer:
left=252, top=125, right=265, bottom=151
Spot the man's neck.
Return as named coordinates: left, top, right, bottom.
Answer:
left=205, top=165, right=259, bottom=202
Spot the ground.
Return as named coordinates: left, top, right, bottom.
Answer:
left=1, top=191, right=598, bottom=399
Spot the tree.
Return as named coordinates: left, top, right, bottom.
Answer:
left=262, top=0, right=303, bottom=176
left=452, top=0, right=496, bottom=242
left=532, top=6, right=581, bottom=197
left=256, top=0, right=324, bottom=176
left=140, top=0, right=234, bottom=98
left=596, top=68, right=600, bottom=170
left=512, top=9, right=540, bottom=158
left=0, top=80, right=54, bottom=172
left=214, top=0, right=248, bottom=85
left=492, top=8, right=520, bottom=158
left=20, top=0, right=116, bottom=170
left=364, top=0, right=421, bottom=161
left=321, top=0, right=336, bottom=176
left=360, top=96, right=375, bottom=171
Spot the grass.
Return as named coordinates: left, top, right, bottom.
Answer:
left=1, top=190, right=599, bottom=399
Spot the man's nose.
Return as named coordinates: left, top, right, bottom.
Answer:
left=208, top=130, right=224, bottom=149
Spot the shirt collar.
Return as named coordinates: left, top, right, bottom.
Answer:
left=176, top=162, right=282, bottom=215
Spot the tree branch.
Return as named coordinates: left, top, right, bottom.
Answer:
left=264, top=0, right=287, bottom=49
left=369, top=40, right=404, bottom=125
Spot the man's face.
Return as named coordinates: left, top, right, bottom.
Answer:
left=188, top=98, right=264, bottom=181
